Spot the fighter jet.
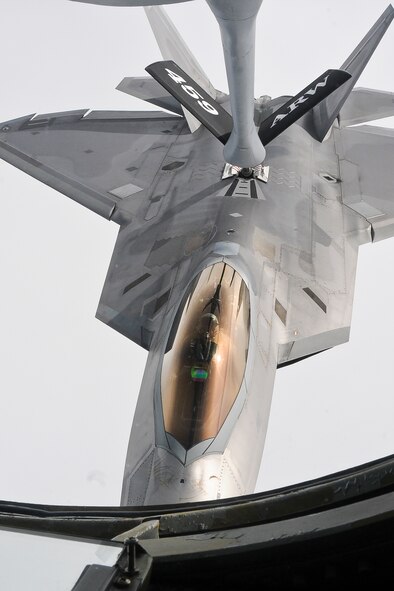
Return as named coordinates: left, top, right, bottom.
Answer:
left=0, top=0, right=393, bottom=505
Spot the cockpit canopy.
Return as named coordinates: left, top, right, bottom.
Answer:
left=161, top=263, right=250, bottom=450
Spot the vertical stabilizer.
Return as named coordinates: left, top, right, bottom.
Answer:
left=145, top=6, right=217, bottom=132
left=206, top=0, right=265, bottom=167
left=312, top=4, right=394, bottom=141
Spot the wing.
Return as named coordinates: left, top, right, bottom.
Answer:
left=0, top=109, right=185, bottom=223
left=71, top=0, right=192, bottom=5
left=336, top=124, right=394, bottom=241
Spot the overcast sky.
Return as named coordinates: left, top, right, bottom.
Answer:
left=0, top=0, right=393, bottom=506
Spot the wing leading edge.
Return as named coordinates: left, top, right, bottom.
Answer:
left=311, top=4, right=394, bottom=141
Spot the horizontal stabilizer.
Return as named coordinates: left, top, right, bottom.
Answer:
left=146, top=60, right=233, bottom=143
left=117, top=76, right=183, bottom=115
left=0, top=109, right=184, bottom=224
left=339, top=88, right=394, bottom=127
left=259, top=70, right=351, bottom=145
left=312, top=5, right=394, bottom=141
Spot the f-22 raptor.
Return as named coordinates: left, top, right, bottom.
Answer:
left=0, top=0, right=393, bottom=505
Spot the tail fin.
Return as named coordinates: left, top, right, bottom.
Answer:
left=311, top=4, right=394, bottom=141
left=145, top=6, right=218, bottom=132
left=144, top=6, right=216, bottom=99
left=116, top=76, right=184, bottom=115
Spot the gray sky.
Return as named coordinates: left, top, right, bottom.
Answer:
left=0, top=0, right=393, bottom=506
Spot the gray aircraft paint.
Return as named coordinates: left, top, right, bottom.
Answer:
left=0, top=1, right=392, bottom=508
